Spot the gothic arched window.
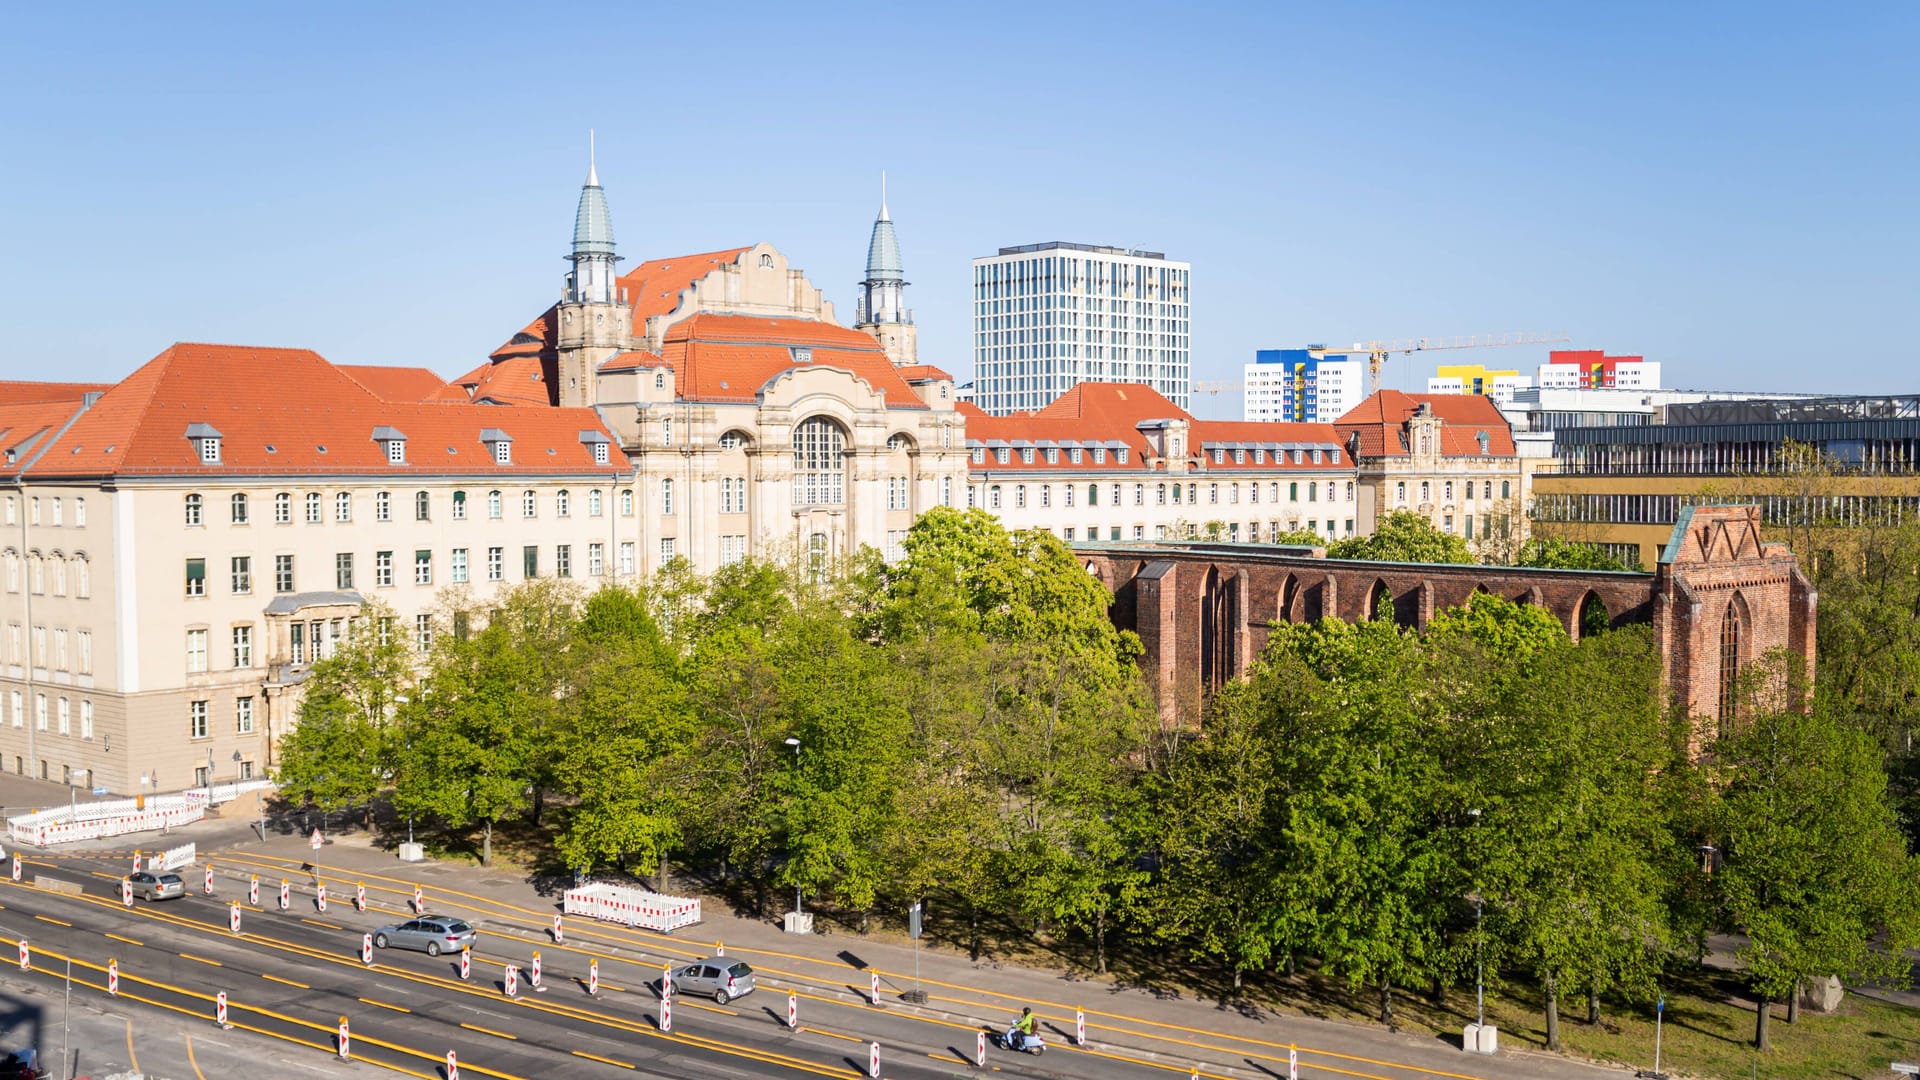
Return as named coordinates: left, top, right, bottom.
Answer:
left=1717, top=599, right=1742, bottom=730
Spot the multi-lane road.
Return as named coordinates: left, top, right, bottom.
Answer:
left=0, top=846, right=1534, bottom=1080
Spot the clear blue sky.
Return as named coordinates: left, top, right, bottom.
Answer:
left=2, top=2, right=1913, bottom=416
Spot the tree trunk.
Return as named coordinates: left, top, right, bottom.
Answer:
left=1544, top=974, right=1561, bottom=1052
left=1786, top=989, right=1799, bottom=1025
left=1587, top=986, right=1600, bottom=1025
left=1095, top=909, right=1108, bottom=975
left=658, top=855, right=670, bottom=897
left=1755, top=995, right=1771, bottom=1051
left=968, top=904, right=981, bottom=963
left=481, top=818, right=493, bottom=866
left=530, top=787, right=544, bottom=826
left=1431, top=975, right=1447, bottom=1006
left=1233, top=967, right=1244, bottom=992
left=1284, top=952, right=1296, bottom=978
left=1378, top=977, right=1394, bottom=1028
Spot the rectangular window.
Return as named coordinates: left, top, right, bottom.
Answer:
left=588, top=489, right=602, bottom=517
left=375, top=551, right=394, bottom=588
left=414, top=549, right=432, bottom=585
left=523, top=490, right=537, bottom=518
left=336, top=552, right=354, bottom=589
left=186, top=558, right=206, bottom=597
left=34, top=693, right=46, bottom=731
left=274, top=554, right=294, bottom=593
left=661, top=480, right=673, bottom=516
left=186, top=628, right=208, bottom=673
left=387, top=439, right=406, bottom=465
left=659, top=537, right=676, bottom=562
left=273, top=492, right=291, bottom=523
left=189, top=700, right=210, bottom=739
left=9, top=691, right=19, bottom=729
left=487, top=546, right=504, bottom=581
left=523, top=545, right=538, bottom=579
left=230, top=555, right=252, bottom=594
left=230, top=493, right=249, bottom=524
left=587, top=543, right=603, bottom=577
left=236, top=696, right=254, bottom=734
left=81, top=700, right=92, bottom=740
left=232, top=624, right=253, bottom=668
left=289, top=623, right=305, bottom=664
left=451, top=548, right=468, bottom=583
left=415, top=614, right=433, bottom=653
left=556, top=490, right=571, bottom=517
left=336, top=492, right=352, bottom=521
left=555, top=544, right=572, bottom=578
left=619, top=542, right=635, bottom=575
left=452, top=490, right=467, bottom=520
left=415, top=491, right=431, bottom=521
left=55, top=696, right=68, bottom=735
left=487, top=491, right=502, bottom=519
left=77, top=631, right=91, bottom=675
left=306, top=492, right=322, bottom=522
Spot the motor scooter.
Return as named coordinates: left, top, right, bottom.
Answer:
left=999, top=1021, right=1046, bottom=1056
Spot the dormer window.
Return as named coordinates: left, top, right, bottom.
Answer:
left=1116, top=448, right=1129, bottom=464
left=480, top=428, right=512, bottom=465
left=1253, top=448, right=1265, bottom=463
left=1233, top=449, right=1245, bottom=464
left=1292, top=450, right=1304, bottom=464
left=580, top=430, right=612, bottom=467
left=1311, top=449, right=1323, bottom=464
left=791, top=347, right=813, bottom=364
left=1091, top=447, right=1105, bottom=463
left=1330, top=449, right=1342, bottom=464
left=971, top=447, right=985, bottom=464
left=654, top=372, right=666, bottom=390
left=186, top=423, right=222, bottom=464
left=373, top=426, right=407, bottom=465
left=1045, top=448, right=1058, bottom=464
left=1020, top=448, right=1035, bottom=464
left=995, top=448, right=1010, bottom=464
left=1212, top=449, right=1225, bottom=464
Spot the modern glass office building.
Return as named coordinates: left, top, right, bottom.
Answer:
left=972, top=242, right=1190, bottom=416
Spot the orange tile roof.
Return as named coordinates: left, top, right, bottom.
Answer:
left=23, top=343, right=628, bottom=479
left=895, top=365, right=954, bottom=382
left=0, top=401, right=91, bottom=479
left=1333, top=389, right=1516, bottom=457
left=1189, top=420, right=1348, bottom=468
left=338, top=365, right=448, bottom=402
left=599, top=351, right=666, bottom=373
left=0, top=381, right=113, bottom=406
left=661, top=315, right=927, bottom=408
left=434, top=356, right=557, bottom=407
left=617, top=248, right=751, bottom=321
left=488, top=306, right=558, bottom=363
left=954, top=401, right=989, bottom=418
left=1035, top=382, right=1190, bottom=427
left=963, top=410, right=1151, bottom=470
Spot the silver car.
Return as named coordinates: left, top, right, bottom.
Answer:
left=668, top=957, right=756, bottom=1005
left=371, top=916, right=478, bottom=957
left=127, top=872, right=185, bottom=902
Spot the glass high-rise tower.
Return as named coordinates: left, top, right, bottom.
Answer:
left=972, top=242, right=1190, bottom=416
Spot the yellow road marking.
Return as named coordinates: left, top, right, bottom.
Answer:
left=680, top=1000, right=737, bottom=1016
left=178, top=953, right=222, bottom=967
left=460, top=1022, right=518, bottom=1040
left=183, top=1032, right=208, bottom=1080
left=263, top=973, right=309, bottom=989
left=571, top=1050, right=634, bottom=1069
left=106, top=933, right=143, bottom=947
left=91, top=872, right=122, bottom=881
left=804, top=1028, right=865, bottom=1044
left=125, top=1017, right=138, bottom=1073
left=33, top=915, right=70, bottom=927
left=300, top=918, right=340, bottom=930
left=359, top=997, right=410, bottom=1013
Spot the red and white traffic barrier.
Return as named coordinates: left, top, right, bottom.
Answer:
left=9, top=854, right=18, bottom=882
left=787, top=991, right=797, bottom=1030
left=869, top=970, right=881, bottom=1005
left=107, top=958, right=119, bottom=996
left=504, top=962, right=518, bottom=998
left=248, top=875, right=259, bottom=906
left=660, top=996, right=672, bottom=1032
left=552, top=914, right=563, bottom=944
left=229, top=903, right=242, bottom=936
left=338, top=1016, right=350, bottom=1061
left=446, top=1050, right=458, bottom=1080
left=215, top=991, right=230, bottom=1029
left=131, top=851, right=141, bottom=872
left=975, top=1031, right=987, bottom=1067
left=715, top=941, right=724, bottom=957
left=1077, top=1006, right=1086, bottom=1046
left=868, top=1041, right=880, bottom=1078
left=459, top=946, right=471, bottom=981
left=17, top=939, right=27, bottom=973
left=662, top=962, right=672, bottom=999
left=530, top=951, right=544, bottom=992
left=279, top=880, right=290, bottom=911
left=413, top=884, right=423, bottom=913
left=204, top=865, right=214, bottom=895
left=355, top=882, right=366, bottom=912
left=588, top=958, right=599, bottom=996
left=316, top=884, right=327, bottom=913
left=361, top=933, right=374, bottom=966
left=121, top=878, right=133, bottom=907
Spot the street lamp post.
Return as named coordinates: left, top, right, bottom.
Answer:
left=784, top=737, right=802, bottom=917
left=69, top=769, right=87, bottom=819
left=1469, top=807, right=1484, bottom=1033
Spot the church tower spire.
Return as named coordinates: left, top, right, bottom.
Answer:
left=555, top=131, right=633, bottom=408
left=855, top=172, right=917, bottom=366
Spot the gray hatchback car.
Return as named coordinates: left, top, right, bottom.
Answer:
left=370, top=916, right=478, bottom=956
left=668, top=957, right=756, bottom=1004
left=127, top=872, right=185, bottom=901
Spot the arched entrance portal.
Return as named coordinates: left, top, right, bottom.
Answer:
left=1200, top=566, right=1237, bottom=692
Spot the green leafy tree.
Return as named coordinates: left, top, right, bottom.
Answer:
left=1328, top=510, right=1474, bottom=565
left=276, top=600, right=412, bottom=819
left=1712, top=653, right=1920, bottom=1051
left=1514, top=537, right=1640, bottom=572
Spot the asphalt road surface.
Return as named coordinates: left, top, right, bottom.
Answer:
left=0, top=847, right=1504, bottom=1080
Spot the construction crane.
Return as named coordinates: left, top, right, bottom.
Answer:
left=1192, top=331, right=1571, bottom=397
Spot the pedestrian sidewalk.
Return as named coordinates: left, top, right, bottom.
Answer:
left=182, top=823, right=1629, bottom=1080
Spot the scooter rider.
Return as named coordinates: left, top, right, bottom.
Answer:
left=1007, top=1007, right=1038, bottom=1051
